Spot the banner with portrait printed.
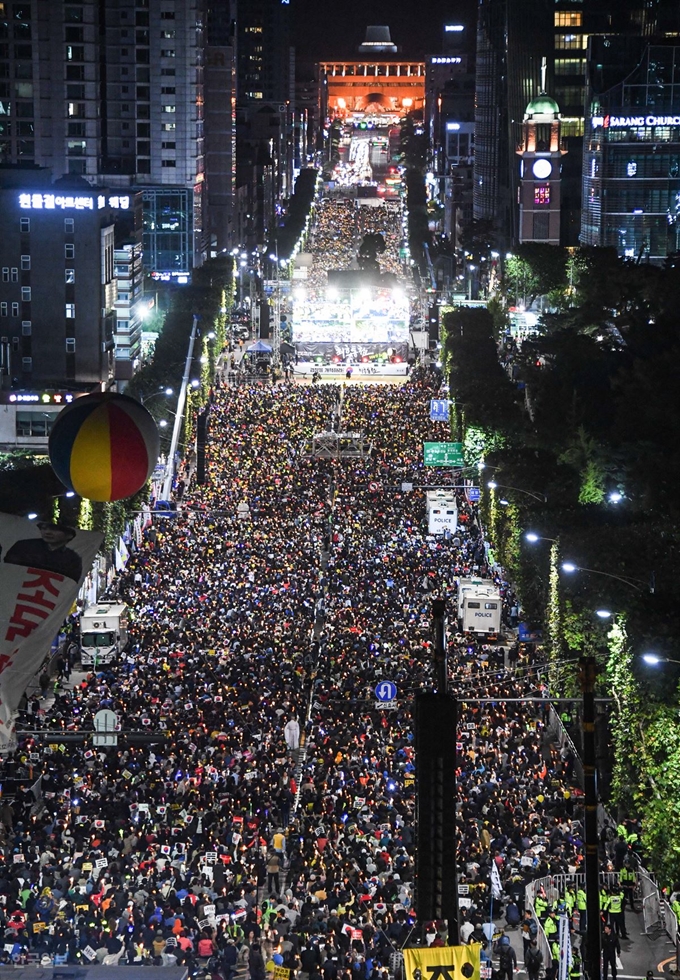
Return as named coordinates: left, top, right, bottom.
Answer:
left=404, top=945, right=481, bottom=980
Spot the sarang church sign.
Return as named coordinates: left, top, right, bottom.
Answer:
left=591, top=113, right=680, bottom=128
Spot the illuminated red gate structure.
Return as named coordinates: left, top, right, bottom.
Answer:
left=320, top=60, right=425, bottom=120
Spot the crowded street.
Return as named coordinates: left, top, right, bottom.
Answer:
left=0, top=373, right=659, bottom=976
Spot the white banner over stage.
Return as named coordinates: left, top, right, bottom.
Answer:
left=0, top=513, right=102, bottom=749
left=294, top=361, right=409, bottom=377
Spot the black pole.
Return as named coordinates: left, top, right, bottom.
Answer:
left=432, top=597, right=448, bottom=695
left=414, top=600, right=458, bottom=943
left=579, top=655, right=601, bottom=980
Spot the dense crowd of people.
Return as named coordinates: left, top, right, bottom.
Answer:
left=308, top=201, right=406, bottom=287
left=0, top=375, right=637, bottom=977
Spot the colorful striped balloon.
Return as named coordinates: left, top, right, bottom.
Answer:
left=49, top=392, right=160, bottom=501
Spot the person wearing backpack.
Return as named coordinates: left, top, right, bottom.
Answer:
left=524, top=939, right=543, bottom=980
left=497, top=938, right=517, bottom=980
left=521, top=911, right=538, bottom=956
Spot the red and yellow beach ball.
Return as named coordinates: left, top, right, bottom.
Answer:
left=49, top=392, right=160, bottom=501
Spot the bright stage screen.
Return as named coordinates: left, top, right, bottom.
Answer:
left=292, top=287, right=409, bottom=344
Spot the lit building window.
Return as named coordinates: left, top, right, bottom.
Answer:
left=534, top=185, right=550, bottom=206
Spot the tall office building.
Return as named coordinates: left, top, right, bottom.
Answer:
left=236, top=0, right=292, bottom=105
left=205, top=0, right=237, bottom=256
left=472, top=0, right=678, bottom=247
left=473, top=0, right=554, bottom=248
left=426, top=22, right=476, bottom=246
left=235, top=0, right=295, bottom=249
left=581, top=39, right=680, bottom=261
left=0, top=0, right=237, bottom=276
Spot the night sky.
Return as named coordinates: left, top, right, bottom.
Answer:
left=293, top=0, right=478, bottom=62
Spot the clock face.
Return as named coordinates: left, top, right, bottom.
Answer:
left=532, top=158, right=552, bottom=180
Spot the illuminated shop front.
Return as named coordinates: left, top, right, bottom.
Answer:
left=581, top=45, right=680, bottom=262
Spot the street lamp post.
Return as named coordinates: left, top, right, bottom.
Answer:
left=561, top=562, right=653, bottom=593
left=578, top=656, right=601, bottom=980
left=140, top=387, right=173, bottom=407
left=488, top=481, right=547, bottom=504
left=642, top=654, right=680, bottom=667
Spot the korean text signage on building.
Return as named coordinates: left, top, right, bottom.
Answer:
left=423, top=441, right=464, bottom=467
left=2, top=392, right=75, bottom=405
left=591, top=113, right=680, bottom=129
left=18, top=192, right=131, bottom=211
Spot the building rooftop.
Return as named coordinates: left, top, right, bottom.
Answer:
left=358, top=26, right=397, bottom=54
left=525, top=93, right=560, bottom=120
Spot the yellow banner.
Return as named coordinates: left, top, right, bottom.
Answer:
left=403, top=945, right=480, bottom=980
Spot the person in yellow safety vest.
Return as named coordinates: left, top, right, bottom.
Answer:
left=575, top=886, right=587, bottom=935
left=608, top=889, right=629, bottom=940
left=550, top=939, right=560, bottom=973
left=569, top=952, right=582, bottom=980
left=620, top=866, right=637, bottom=912
left=544, top=910, right=559, bottom=940
left=565, top=887, right=576, bottom=916
left=617, top=822, right=639, bottom=847
left=600, top=887, right=611, bottom=923
left=534, top=893, right=548, bottom=919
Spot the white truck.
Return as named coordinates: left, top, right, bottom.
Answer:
left=460, top=587, right=502, bottom=636
left=426, top=490, right=458, bottom=535
left=456, top=577, right=486, bottom=619
left=79, top=603, right=129, bottom=666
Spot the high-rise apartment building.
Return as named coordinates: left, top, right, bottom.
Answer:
left=0, top=0, right=237, bottom=275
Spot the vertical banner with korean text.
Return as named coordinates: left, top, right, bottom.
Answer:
left=0, top=512, right=102, bottom=749
left=404, top=945, right=481, bottom=980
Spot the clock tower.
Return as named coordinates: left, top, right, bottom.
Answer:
left=517, top=78, right=566, bottom=245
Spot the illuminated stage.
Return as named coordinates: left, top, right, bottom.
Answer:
left=291, top=283, right=410, bottom=360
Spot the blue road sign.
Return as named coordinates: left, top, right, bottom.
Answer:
left=375, top=680, right=397, bottom=702
left=467, top=487, right=481, bottom=502
left=430, top=399, right=450, bottom=422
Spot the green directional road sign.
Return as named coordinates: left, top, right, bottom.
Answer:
left=423, top=441, right=464, bottom=467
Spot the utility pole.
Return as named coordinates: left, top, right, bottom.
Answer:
left=415, top=600, right=459, bottom=943
left=432, top=597, right=448, bottom=695
left=579, top=655, right=601, bottom=980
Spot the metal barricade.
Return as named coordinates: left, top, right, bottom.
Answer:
left=639, top=872, right=662, bottom=934
left=662, top=902, right=679, bottom=969
left=548, top=704, right=584, bottom=786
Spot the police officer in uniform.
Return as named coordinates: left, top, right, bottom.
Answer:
left=620, top=865, right=637, bottom=912
left=608, top=886, right=628, bottom=939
